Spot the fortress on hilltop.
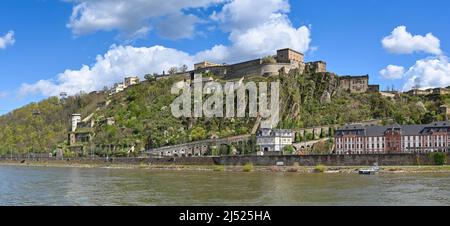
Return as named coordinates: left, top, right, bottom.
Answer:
left=194, top=48, right=327, bottom=79
left=191, top=48, right=379, bottom=94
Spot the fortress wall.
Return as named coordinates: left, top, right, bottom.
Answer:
left=225, top=62, right=300, bottom=79
left=226, top=65, right=263, bottom=79
left=228, top=59, right=262, bottom=70
left=225, top=59, right=263, bottom=79
left=194, top=59, right=302, bottom=79
left=260, top=63, right=299, bottom=76
left=195, top=66, right=227, bottom=77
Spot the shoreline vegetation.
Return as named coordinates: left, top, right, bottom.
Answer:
left=1, top=161, right=450, bottom=174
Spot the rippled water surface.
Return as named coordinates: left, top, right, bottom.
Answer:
left=0, top=165, right=449, bottom=206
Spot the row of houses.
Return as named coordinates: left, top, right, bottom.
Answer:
left=334, top=121, right=450, bottom=154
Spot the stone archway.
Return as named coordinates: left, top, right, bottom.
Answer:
left=145, top=134, right=154, bottom=150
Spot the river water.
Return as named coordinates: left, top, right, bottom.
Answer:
left=0, top=165, right=449, bottom=206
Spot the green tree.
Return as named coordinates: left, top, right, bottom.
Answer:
left=283, top=145, right=295, bottom=155
left=190, top=127, right=207, bottom=141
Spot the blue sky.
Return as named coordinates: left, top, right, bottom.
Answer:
left=1, top=0, right=450, bottom=114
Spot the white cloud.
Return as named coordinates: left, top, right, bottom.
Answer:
left=380, top=65, right=405, bottom=80
left=156, top=13, right=200, bottom=40
left=199, top=0, right=311, bottom=63
left=0, top=31, right=15, bottom=49
left=403, top=56, right=450, bottom=91
left=66, top=0, right=224, bottom=40
left=228, top=15, right=310, bottom=61
left=20, top=45, right=194, bottom=97
left=196, top=15, right=311, bottom=63
left=382, top=26, right=442, bottom=55
left=211, top=0, right=290, bottom=32
left=21, top=0, right=312, bottom=97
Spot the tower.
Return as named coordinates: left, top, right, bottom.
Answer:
left=71, top=114, right=81, bottom=132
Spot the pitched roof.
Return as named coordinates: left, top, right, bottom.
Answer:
left=336, top=122, right=450, bottom=137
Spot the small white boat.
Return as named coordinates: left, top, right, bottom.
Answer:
left=359, top=163, right=379, bottom=175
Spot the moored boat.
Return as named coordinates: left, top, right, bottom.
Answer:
left=359, top=163, right=379, bottom=175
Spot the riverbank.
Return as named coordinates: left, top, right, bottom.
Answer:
left=1, top=160, right=450, bottom=174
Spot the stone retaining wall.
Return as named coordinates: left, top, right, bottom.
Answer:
left=1, top=153, right=448, bottom=166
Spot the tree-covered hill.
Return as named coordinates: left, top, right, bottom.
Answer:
left=0, top=92, right=107, bottom=154
left=1, top=70, right=449, bottom=154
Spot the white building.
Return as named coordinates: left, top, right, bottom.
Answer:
left=124, top=76, right=140, bottom=87
left=110, top=83, right=126, bottom=95
left=110, top=77, right=140, bottom=95
left=256, top=129, right=295, bottom=155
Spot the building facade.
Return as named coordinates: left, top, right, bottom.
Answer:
left=276, top=48, right=304, bottom=63
left=256, top=129, right=295, bottom=155
left=405, top=87, right=450, bottom=96
left=70, top=113, right=81, bottom=132
left=68, top=113, right=94, bottom=152
left=110, top=77, right=140, bottom=95
left=304, top=61, right=327, bottom=74
left=110, top=83, right=126, bottom=95
left=334, top=122, right=450, bottom=154
left=194, top=61, right=222, bottom=70
left=124, top=76, right=140, bottom=87
left=339, top=75, right=370, bottom=93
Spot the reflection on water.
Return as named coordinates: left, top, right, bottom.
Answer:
left=0, top=166, right=449, bottom=206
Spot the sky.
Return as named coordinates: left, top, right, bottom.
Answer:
left=1, top=0, right=450, bottom=114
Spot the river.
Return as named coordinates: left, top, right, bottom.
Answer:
left=0, top=165, right=449, bottom=206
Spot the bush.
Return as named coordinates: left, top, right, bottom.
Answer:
left=314, top=164, right=326, bottom=173
left=63, top=151, right=76, bottom=158
left=283, top=145, right=295, bottom=155
left=305, top=133, right=314, bottom=141
left=211, top=147, right=219, bottom=156
left=429, top=152, right=448, bottom=165
left=243, top=162, right=254, bottom=172
left=262, top=56, right=276, bottom=64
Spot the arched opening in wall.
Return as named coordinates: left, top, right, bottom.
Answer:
left=173, top=154, right=179, bottom=158
left=220, top=144, right=229, bottom=155
left=264, top=147, right=269, bottom=152
left=195, top=153, right=200, bottom=156
left=145, top=134, right=154, bottom=151
left=181, top=154, right=186, bottom=157
left=188, top=153, right=193, bottom=157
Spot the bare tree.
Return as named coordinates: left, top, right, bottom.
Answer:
left=168, top=67, right=178, bottom=75
left=179, top=64, right=188, bottom=72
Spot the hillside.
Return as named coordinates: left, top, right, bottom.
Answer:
left=0, top=92, right=107, bottom=154
left=0, top=70, right=449, bottom=155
